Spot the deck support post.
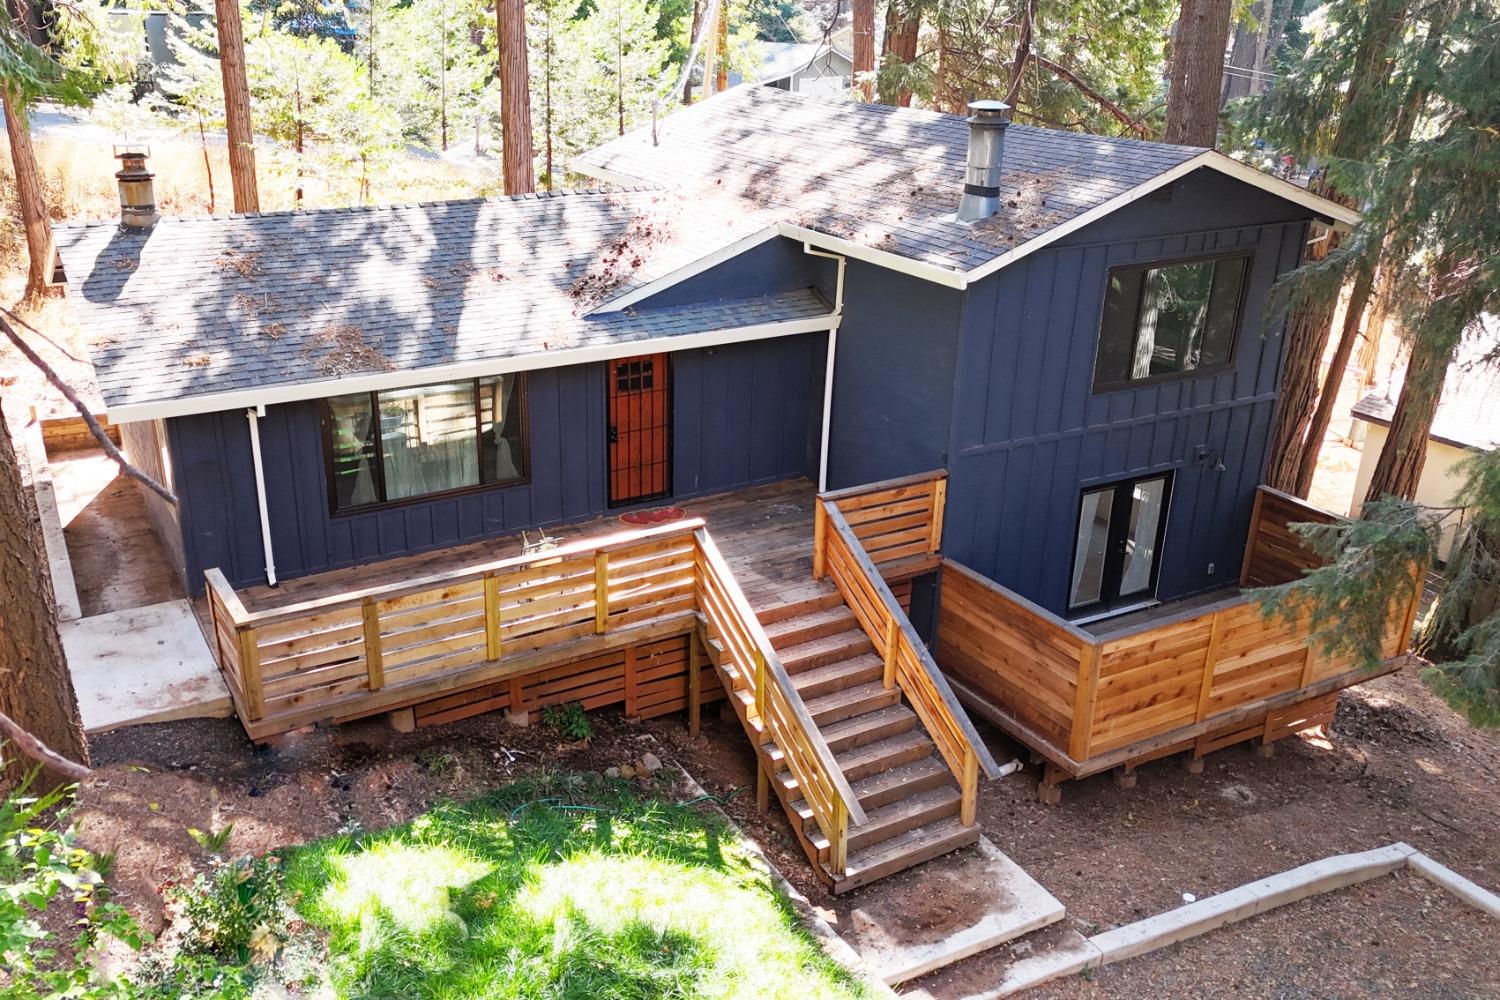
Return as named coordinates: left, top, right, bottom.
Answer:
left=829, top=797, right=848, bottom=875
left=756, top=759, right=769, bottom=813
left=960, top=747, right=979, bottom=825
left=688, top=634, right=702, bottom=737
left=237, top=627, right=264, bottom=721
left=882, top=615, right=898, bottom=688
left=1037, top=764, right=1065, bottom=806
left=1115, top=765, right=1137, bottom=790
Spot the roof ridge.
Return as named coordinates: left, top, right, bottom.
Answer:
left=52, top=184, right=668, bottom=232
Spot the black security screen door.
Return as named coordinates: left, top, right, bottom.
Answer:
left=1068, top=473, right=1172, bottom=615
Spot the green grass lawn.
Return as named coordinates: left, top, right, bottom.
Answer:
left=281, top=774, right=871, bottom=999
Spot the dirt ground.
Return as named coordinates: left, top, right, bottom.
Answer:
left=75, top=663, right=1499, bottom=998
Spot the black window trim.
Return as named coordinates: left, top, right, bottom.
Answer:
left=320, top=373, right=532, bottom=518
left=1065, top=470, right=1175, bottom=617
left=1090, top=249, right=1255, bottom=394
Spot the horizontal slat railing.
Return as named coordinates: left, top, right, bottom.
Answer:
left=206, top=515, right=865, bottom=874
left=208, top=519, right=704, bottom=728
left=815, top=470, right=947, bottom=579
left=813, top=480, right=1003, bottom=826
left=693, top=528, right=867, bottom=873
left=933, top=485, right=1421, bottom=772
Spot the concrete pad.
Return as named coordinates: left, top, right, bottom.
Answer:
left=901, top=923, right=1101, bottom=1000
left=821, top=836, right=1065, bottom=986
left=61, top=600, right=232, bottom=732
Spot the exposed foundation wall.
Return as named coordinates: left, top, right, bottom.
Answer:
left=118, top=419, right=187, bottom=591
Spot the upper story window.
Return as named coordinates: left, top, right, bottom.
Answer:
left=325, top=374, right=528, bottom=514
left=1093, top=253, right=1251, bottom=391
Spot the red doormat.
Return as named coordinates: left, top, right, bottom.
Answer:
left=618, top=505, right=686, bottom=526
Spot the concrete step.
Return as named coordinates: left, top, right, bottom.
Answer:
left=791, top=652, right=884, bottom=700
left=780, top=629, right=874, bottom=673
left=835, top=815, right=982, bottom=894
left=765, top=604, right=859, bottom=650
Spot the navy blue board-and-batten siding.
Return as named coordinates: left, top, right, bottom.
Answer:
left=941, top=170, right=1316, bottom=615
left=169, top=334, right=827, bottom=594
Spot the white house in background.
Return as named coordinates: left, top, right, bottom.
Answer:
left=1350, top=328, right=1500, bottom=562
left=713, top=41, right=853, bottom=95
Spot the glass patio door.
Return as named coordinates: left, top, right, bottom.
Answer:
left=1068, top=473, right=1172, bottom=615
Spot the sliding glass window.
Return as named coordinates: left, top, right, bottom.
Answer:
left=325, top=374, right=528, bottom=514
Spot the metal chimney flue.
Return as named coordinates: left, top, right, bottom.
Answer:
left=114, top=145, right=159, bottom=228
left=956, top=100, right=1011, bottom=223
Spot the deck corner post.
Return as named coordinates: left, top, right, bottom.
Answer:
left=1068, top=644, right=1101, bottom=762
left=237, top=626, right=265, bottom=720
left=594, top=550, right=610, bottom=634
left=361, top=597, right=385, bottom=692
left=929, top=476, right=947, bottom=553
left=812, top=501, right=828, bottom=580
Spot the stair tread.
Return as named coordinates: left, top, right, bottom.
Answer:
left=803, top=681, right=903, bottom=723
left=807, top=783, right=963, bottom=851
left=818, top=703, right=917, bottom=741
left=765, top=605, right=857, bottom=646
left=834, top=728, right=932, bottom=771
left=843, top=815, right=980, bottom=877
left=791, top=653, right=883, bottom=691
left=779, top=629, right=874, bottom=670
left=755, top=589, right=843, bottom=625
left=788, top=754, right=953, bottom=820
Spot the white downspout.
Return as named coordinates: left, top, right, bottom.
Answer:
left=803, top=242, right=845, bottom=493
left=245, top=405, right=278, bottom=587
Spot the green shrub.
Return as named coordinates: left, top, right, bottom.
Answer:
left=0, top=771, right=142, bottom=999
left=540, top=701, right=593, bottom=741
left=168, top=855, right=286, bottom=963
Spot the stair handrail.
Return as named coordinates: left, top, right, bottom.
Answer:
left=693, top=528, right=869, bottom=844
left=818, top=500, right=1004, bottom=821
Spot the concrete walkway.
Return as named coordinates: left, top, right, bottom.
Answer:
left=60, top=599, right=231, bottom=733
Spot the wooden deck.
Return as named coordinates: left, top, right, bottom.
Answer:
left=235, top=480, right=823, bottom=615
left=934, top=486, right=1422, bottom=800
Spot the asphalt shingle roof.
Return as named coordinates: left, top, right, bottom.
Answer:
left=574, top=87, right=1208, bottom=273
left=52, top=188, right=829, bottom=415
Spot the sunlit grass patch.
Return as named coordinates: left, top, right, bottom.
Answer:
left=283, top=775, right=869, bottom=999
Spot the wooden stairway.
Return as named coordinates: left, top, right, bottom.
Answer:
left=742, top=585, right=981, bottom=893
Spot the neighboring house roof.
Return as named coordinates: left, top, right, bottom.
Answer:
left=51, top=188, right=832, bottom=421
left=1352, top=328, right=1500, bottom=451
left=574, top=87, right=1361, bottom=292
left=757, top=41, right=851, bottom=83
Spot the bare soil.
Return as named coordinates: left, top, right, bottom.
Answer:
left=75, top=665, right=1499, bottom=997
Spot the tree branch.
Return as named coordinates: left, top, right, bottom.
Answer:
left=0, top=710, right=92, bottom=783
left=1031, top=54, right=1151, bottom=137
left=0, top=307, right=178, bottom=507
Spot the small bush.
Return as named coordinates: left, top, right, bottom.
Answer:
left=540, top=701, right=594, bottom=741
left=168, top=855, right=286, bottom=963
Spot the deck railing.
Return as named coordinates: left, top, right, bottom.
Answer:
left=935, top=485, right=1423, bottom=777
left=812, top=471, right=1003, bottom=824
left=693, top=528, right=867, bottom=871
left=207, top=515, right=868, bottom=874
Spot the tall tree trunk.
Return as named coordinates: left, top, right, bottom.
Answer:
left=0, top=405, right=88, bottom=792
left=1265, top=225, right=1340, bottom=493
left=1292, top=264, right=1375, bottom=495
left=495, top=0, right=536, bottom=194
left=683, top=0, right=702, bottom=104
left=880, top=0, right=921, bottom=107
left=700, top=0, right=720, bottom=97
left=2, top=89, right=52, bottom=304
left=1005, top=0, right=1036, bottom=106
left=213, top=0, right=260, bottom=214
left=1357, top=266, right=1393, bottom=385
left=1163, top=0, right=1232, bottom=146
left=851, top=0, right=875, bottom=100
left=714, top=1, right=728, bottom=93
left=1364, top=328, right=1453, bottom=503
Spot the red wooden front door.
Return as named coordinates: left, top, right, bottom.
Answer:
left=607, top=353, right=671, bottom=506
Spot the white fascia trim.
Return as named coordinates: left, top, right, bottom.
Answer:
left=104, top=313, right=839, bottom=424
left=570, top=161, right=649, bottom=189
left=775, top=223, right=968, bottom=289
left=585, top=225, right=783, bottom=315
left=966, top=152, right=1363, bottom=285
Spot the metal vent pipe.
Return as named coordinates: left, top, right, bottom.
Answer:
left=956, top=100, right=1012, bottom=223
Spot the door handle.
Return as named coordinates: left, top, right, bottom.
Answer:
left=608, top=425, right=618, bottom=444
